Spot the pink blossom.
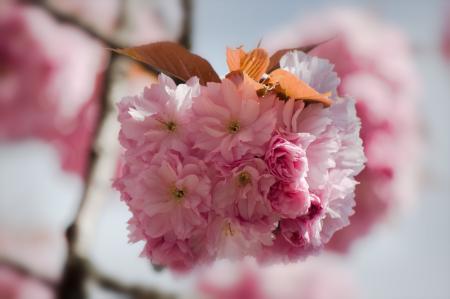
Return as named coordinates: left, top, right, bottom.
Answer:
left=269, top=194, right=324, bottom=259
left=264, top=133, right=308, bottom=182
left=119, top=153, right=211, bottom=240
left=263, top=8, right=421, bottom=251
left=0, top=2, right=106, bottom=176
left=192, top=78, right=277, bottom=162
left=205, top=216, right=274, bottom=261
left=213, top=158, right=275, bottom=226
left=118, top=74, right=199, bottom=157
left=142, top=233, right=199, bottom=271
left=0, top=267, right=53, bottom=299
left=267, top=181, right=310, bottom=219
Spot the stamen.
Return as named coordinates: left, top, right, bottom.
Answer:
left=237, top=171, right=251, bottom=187
left=223, top=222, right=234, bottom=236
left=165, top=121, right=177, bottom=132
left=228, top=120, right=240, bottom=134
left=171, top=188, right=185, bottom=202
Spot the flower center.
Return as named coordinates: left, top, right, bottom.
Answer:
left=165, top=121, right=177, bottom=132
left=171, top=187, right=185, bottom=202
left=227, top=120, right=240, bottom=134
left=237, top=171, right=251, bottom=187
left=223, top=221, right=235, bottom=236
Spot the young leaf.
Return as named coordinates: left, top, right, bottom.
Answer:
left=240, top=48, right=270, bottom=81
left=267, top=43, right=322, bottom=73
left=225, top=47, right=270, bottom=81
left=113, top=42, right=220, bottom=85
left=225, top=70, right=264, bottom=92
left=269, top=69, right=332, bottom=107
left=226, top=47, right=246, bottom=72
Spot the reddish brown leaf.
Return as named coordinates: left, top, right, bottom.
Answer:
left=269, top=69, right=332, bottom=107
left=267, top=42, right=324, bottom=73
left=113, top=41, right=220, bottom=85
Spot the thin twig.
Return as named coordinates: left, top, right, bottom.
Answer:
left=89, top=262, right=176, bottom=299
left=0, top=256, right=57, bottom=289
left=21, top=0, right=125, bottom=49
left=0, top=255, right=174, bottom=299
left=179, top=0, right=193, bottom=50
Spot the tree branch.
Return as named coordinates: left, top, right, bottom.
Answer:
left=90, top=263, right=176, bottom=299
left=179, top=0, right=193, bottom=50
left=22, top=0, right=125, bottom=49
left=0, top=256, right=56, bottom=289
left=0, top=255, right=175, bottom=299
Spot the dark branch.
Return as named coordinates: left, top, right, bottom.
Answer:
left=90, top=263, right=176, bottom=299
left=179, top=0, right=193, bottom=50
left=0, top=256, right=57, bottom=289
left=21, top=0, right=125, bottom=49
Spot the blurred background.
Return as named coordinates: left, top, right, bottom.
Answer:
left=0, top=0, right=449, bottom=298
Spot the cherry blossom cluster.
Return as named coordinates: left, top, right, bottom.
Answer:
left=115, top=50, right=365, bottom=270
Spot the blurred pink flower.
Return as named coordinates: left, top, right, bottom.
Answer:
left=0, top=267, right=53, bottom=299
left=442, top=2, right=450, bottom=61
left=115, top=50, right=365, bottom=269
left=0, top=2, right=106, bottom=176
left=197, top=257, right=359, bottom=299
left=263, top=8, right=421, bottom=251
left=199, top=262, right=266, bottom=299
left=0, top=230, right=64, bottom=281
